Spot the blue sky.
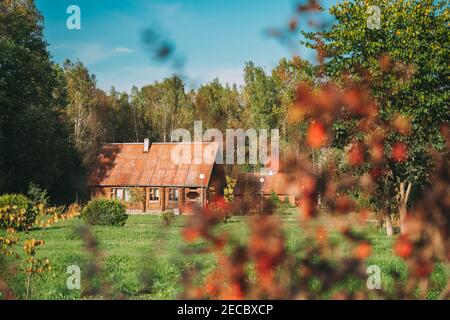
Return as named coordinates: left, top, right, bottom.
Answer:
left=36, top=0, right=334, bottom=93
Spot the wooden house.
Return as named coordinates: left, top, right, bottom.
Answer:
left=234, top=172, right=297, bottom=206
left=87, top=141, right=226, bottom=214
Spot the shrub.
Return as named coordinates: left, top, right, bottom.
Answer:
left=208, top=201, right=233, bottom=223
left=267, top=192, right=281, bottom=208
left=81, top=199, right=127, bottom=226
left=27, top=182, right=49, bottom=207
left=281, top=197, right=295, bottom=208
left=0, top=194, right=38, bottom=231
left=161, top=211, right=175, bottom=226
left=274, top=198, right=295, bottom=215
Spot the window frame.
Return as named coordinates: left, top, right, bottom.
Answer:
left=186, top=189, right=200, bottom=202
left=124, top=188, right=132, bottom=202
left=114, top=188, right=124, bottom=200
left=168, top=188, right=179, bottom=202
left=148, top=187, right=160, bottom=202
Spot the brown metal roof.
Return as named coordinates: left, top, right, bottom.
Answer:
left=88, top=142, right=219, bottom=187
left=234, top=172, right=295, bottom=196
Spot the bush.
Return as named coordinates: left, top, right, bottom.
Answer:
left=281, top=197, right=295, bottom=208
left=161, top=211, right=175, bottom=226
left=274, top=198, right=295, bottom=215
left=268, top=192, right=281, bottom=208
left=0, top=194, right=38, bottom=231
left=81, top=199, right=128, bottom=226
left=27, top=182, right=49, bottom=207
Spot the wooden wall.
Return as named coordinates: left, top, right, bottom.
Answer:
left=90, top=186, right=206, bottom=214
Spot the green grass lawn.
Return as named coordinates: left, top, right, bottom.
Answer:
left=1, top=214, right=447, bottom=300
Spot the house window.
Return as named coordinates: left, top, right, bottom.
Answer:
left=115, top=188, right=124, bottom=200
left=168, top=188, right=179, bottom=201
left=186, top=189, right=200, bottom=201
left=124, top=188, right=132, bottom=202
left=148, top=188, right=159, bottom=202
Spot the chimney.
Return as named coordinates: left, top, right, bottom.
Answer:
left=143, top=138, right=150, bottom=153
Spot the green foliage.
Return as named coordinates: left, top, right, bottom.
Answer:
left=27, top=182, right=49, bottom=207
left=132, top=75, right=192, bottom=143
left=302, top=0, right=449, bottom=205
left=332, top=120, right=358, bottom=149
left=272, top=57, right=316, bottom=149
left=195, top=79, right=228, bottom=130
left=62, top=60, right=102, bottom=166
left=161, top=211, right=175, bottom=227
left=276, top=205, right=295, bottom=216
left=349, top=189, right=372, bottom=211
left=81, top=199, right=128, bottom=226
left=266, top=192, right=296, bottom=215
left=281, top=197, right=295, bottom=208
left=275, top=196, right=296, bottom=215
left=244, top=61, right=281, bottom=130
left=0, top=194, right=38, bottom=231
left=193, top=79, right=242, bottom=130
left=0, top=1, right=84, bottom=203
left=267, top=191, right=281, bottom=208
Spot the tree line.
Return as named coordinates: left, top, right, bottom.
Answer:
left=0, top=1, right=316, bottom=203
left=1, top=0, right=448, bottom=212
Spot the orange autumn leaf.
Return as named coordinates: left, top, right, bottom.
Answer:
left=347, top=143, right=364, bottom=166
left=370, top=140, right=384, bottom=163
left=221, top=282, right=245, bottom=300
left=379, top=54, right=392, bottom=71
left=315, top=226, right=327, bottom=243
left=300, top=200, right=315, bottom=219
left=354, top=242, right=372, bottom=260
left=306, top=121, right=327, bottom=148
left=342, top=87, right=369, bottom=115
left=394, top=235, right=414, bottom=258
left=370, top=167, right=383, bottom=179
left=392, top=142, right=408, bottom=162
left=392, top=114, right=412, bottom=135
left=413, top=261, right=434, bottom=278
left=335, top=195, right=355, bottom=214
left=183, top=228, right=200, bottom=243
left=358, top=209, right=371, bottom=222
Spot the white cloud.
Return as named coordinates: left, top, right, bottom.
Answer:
left=115, top=47, right=135, bottom=54
left=71, top=43, right=115, bottom=65
left=51, top=42, right=138, bottom=66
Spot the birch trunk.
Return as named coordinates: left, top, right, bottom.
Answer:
left=385, top=212, right=393, bottom=237
left=398, top=181, right=412, bottom=235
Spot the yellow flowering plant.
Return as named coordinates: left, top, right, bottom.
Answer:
left=0, top=200, right=80, bottom=299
